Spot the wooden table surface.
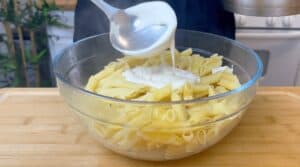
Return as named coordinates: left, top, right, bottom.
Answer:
left=0, top=87, right=299, bottom=167
left=40, top=0, right=77, bottom=10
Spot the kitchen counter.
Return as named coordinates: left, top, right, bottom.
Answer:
left=0, top=87, right=299, bottom=167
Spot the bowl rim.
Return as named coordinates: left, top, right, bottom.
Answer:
left=53, top=29, right=263, bottom=105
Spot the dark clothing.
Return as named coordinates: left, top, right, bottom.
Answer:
left=74, top=0, right=235, bottom=42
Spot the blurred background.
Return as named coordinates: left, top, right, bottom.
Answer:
left=1, top=0, right=300, bottom=88
left=0, top=0, right=75, bottom=88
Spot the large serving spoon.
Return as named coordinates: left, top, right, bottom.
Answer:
left=91, top=0, right=177, bottom=57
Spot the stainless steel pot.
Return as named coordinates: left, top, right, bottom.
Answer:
left=222, top=0, right=300, bottom=16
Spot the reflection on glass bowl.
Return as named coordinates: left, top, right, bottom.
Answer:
left=53, top=30, right=263, bottom=161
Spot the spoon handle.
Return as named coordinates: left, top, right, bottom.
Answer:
left=91, top=0, right=119, bottom=19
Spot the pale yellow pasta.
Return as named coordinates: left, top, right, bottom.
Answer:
left=192, top=84, right=209, bottom=98
left=183, top=83, right=194, bottom=100
left=199, top=54, right=222, bottom=76
left=218, top=72, right=241, bottom=90
left=190, top=54, right=205, bottom=74
left=151, top=85, right=172, bottom=101
left=85, top=76, right=98, bottom=91
left=180, top=48, right=193, bottom=57
left=84, top=48, right=244, bottom=160
left=201, top=72, right=222, bottom=85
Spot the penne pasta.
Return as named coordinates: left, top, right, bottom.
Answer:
left=84, top=48, right=242, bottom=160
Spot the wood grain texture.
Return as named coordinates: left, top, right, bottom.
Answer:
left=53, top=0, right=77, bottom=10
left=36, top=0, right=77, bottom=10
left=0, top=87, right=299, bottom=167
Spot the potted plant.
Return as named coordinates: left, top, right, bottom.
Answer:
left=0, top=0, right=69, bottom=87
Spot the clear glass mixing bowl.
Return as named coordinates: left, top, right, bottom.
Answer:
left=53, top=30, right=263, bottom=161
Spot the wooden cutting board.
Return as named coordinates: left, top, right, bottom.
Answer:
left=0, top=87, right=299, bottom=167
left=44, top=0, right=77, bottom=10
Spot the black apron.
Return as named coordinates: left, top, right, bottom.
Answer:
left=74, top=0, right=235, bottom=42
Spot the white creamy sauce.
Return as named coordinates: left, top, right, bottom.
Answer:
left=123, top=65, right=200, bottom=89
left=119, top=2, right=199, bottom=88
left=212, top=66, right=233, bottom=74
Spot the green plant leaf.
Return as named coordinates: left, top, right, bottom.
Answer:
left=22, top=0, right=70, bottom=30
left=25, top=49, right=47, bottom=64
left=25, top=48, right=31, bottom=60
left=0, top=54, right=14, bottom=68
left=0, top=0, right=66, bottom=87
left=4, top=62, right=16, bottom=70
left=32, top=49, right=47, bottom=64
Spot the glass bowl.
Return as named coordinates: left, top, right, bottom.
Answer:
left=53, top=30, right=263, bottom=161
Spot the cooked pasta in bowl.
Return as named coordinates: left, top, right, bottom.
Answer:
left=53, top=30, right=263, bottom=161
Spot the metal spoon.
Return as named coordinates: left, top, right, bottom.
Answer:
left=91, top=0, right=177, bottom=57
